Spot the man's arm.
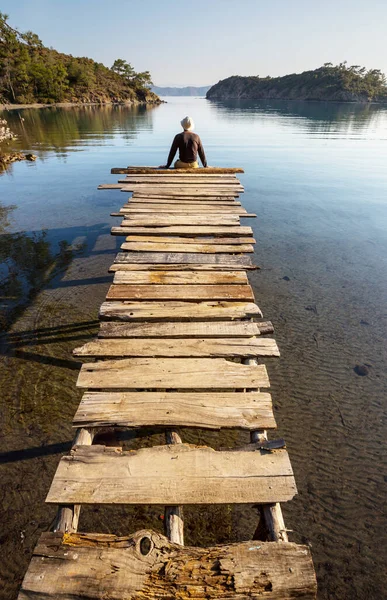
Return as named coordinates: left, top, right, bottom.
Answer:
left=160, top=135, right=179, bottom=169
left=198, top=138, right=207, bottom=167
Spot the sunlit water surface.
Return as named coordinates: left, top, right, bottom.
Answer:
left=1, top=98, right=387, bottom=600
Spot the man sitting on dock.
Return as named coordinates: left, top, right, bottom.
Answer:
left=159, top=116, right=207, bottom=169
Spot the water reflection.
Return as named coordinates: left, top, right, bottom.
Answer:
left=0, top=104, right=157, bottom=158
left=207, top=98, right=387, bottom=135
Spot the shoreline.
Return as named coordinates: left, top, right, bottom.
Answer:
left=0, top=100, right=162, bottom=111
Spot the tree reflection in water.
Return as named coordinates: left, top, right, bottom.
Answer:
left=0, top=202, right=75, bottom=330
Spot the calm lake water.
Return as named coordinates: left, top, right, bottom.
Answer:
left=1, top=97, right=387, bottom=600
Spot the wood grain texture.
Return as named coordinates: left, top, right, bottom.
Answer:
left=112, top=270, right=248, bottom=284
left=119, top=206, right=250, bottom=214
left=18, top=530, right=317, bottom=599
left=73, top=337, right=280, bottom=358
left=106, top=284, right=255, bottom=301
left=124, top=198, right=242, bottom=205
left=76, top=357, right=270, bottom=389
left=98, top=320, right=267, bottom=338
left=120, top=242, right=254, bottom=253
left=128, top=189, right=241, bottom=197
left=73, top=391, right=276, bottom=429
left=113, top=251, right=256, bottom=267
left=121, top=216, right=240, bottom=226
left=109, top=263, right=258, bottom=272
left=99, top=301, right=262, bottom=321
left=114, top=166, right=245, bottom=172
left=46, top=443, right=295, bottom=505
left=122, top=236, right=256, bottom=245
left=133, top=192, right=238, bottom=203
left=111, top=225, right=254, bottom=237
left=123, top=184, right=244, bottom=191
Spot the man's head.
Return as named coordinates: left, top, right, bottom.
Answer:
left=181, top=116, right=194, bottom=131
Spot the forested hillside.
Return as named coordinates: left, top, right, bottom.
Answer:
left=207, top=64, right=387, bottom=102
left=0, top=13, right=159, bottom=105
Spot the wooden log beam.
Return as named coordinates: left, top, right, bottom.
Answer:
left=18, top=530, right=317, bottom=599
left=164, top=430, right=184, bottom=545
left=51, top=427, right=94, bottom=533
left=244, top=357, right=289, bottom=543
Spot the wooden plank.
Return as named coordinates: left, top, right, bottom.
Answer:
left=76, top=357, right=270, bottom=389
left=109, top=262, right=258, bottom=272
left=123, top=183, right=244, bottom=190
left=119, top=206, right=250, bottom=214
left=19, top=530, right=317, bottom=599
left=121, top=171, right=239, bottom=181
left=98, top=320, right=268, bottom=338
left=132, top=194, right=237, bottom=200
left=99, top=301, right=263, bottom=321
left=73, top=337, right=280, bottom=358
left=114, top=166, right=245, bottom=172
left=98, top=183, right=124, bottom=189
left=121, top=177, right=239, bottom=184
left=122, top=236, right=256, bottom=245
left=113, top=252, right=257, bottom=267
left=124, top=198, right=242, bottom=205
left=46, top=443, right=295, bottom=505
left=120, top=242, right=254, bottom=253
left=121, top=216, right=240, bottom=226
left=112, top=270, right=249, bottom=284
left=126, top=189, right=241, bottom=197
left=72, top=391, right=276, bottom=429
left=111, top=225, right=254, bottom=237
left=106, top=284, right=255, bottom=301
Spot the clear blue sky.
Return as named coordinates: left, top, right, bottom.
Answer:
left=3, top=0, right=387, bottom=86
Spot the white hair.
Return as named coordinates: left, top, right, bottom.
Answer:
left=181, top=116, right=194, bottom=131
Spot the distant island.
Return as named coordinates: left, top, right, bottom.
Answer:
left=152, top=86, right=211, bottom=96
left=206, top=64, right=387, bottom=103
left=0, top=12, right=159, bottom=106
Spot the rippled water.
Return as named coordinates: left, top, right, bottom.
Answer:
left=1, top=98, right=387, bottom=600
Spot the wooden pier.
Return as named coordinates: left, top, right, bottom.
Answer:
left=18, top=167, right=317, bottom=598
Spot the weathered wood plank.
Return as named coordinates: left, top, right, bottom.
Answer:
left=114, top=251, right=256, bottom=267
left=76, top=357, right=270, bottom=389
left=114, top=166, right=245, bottom=172
left=106, top=284, right=255, bottom=301
left=122, top=236, right=256, bottom=245
left=123, top=183, right=244, bottom=190
left=109, top=262, right=258, bottom=272
left=125, top=176, right=240, bottom=180
left=98, top=183, right=124, bottom=189
left=124, top=198, right=241, bottom=205
left=121, top=178, right=239, bottom=185
left=121, top=216, right=240, bottom=226
left=46, top=443, right=295, bottom=505
left=73, top=337, right=280, bottom=358
left=132, top=194, right=237, bottom=200
left=127, top=189, right=241, bottom=197
left=73, top=391, right=276, bottom=429
left=120, top=242, right=254, bottom=253
left=119, top=206, right=250, bottom=214
left=112, top=270, right=249, bottom=284
left=18, top=530, right=317, bottom=599
left=98, top=320, right=271, bottom=338
left=111, top=225, right=254, bottom=237
left=99, top=301, right=263, bottom=321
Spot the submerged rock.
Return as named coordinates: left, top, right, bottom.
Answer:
left=354, top=364, right=369, bottom=376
